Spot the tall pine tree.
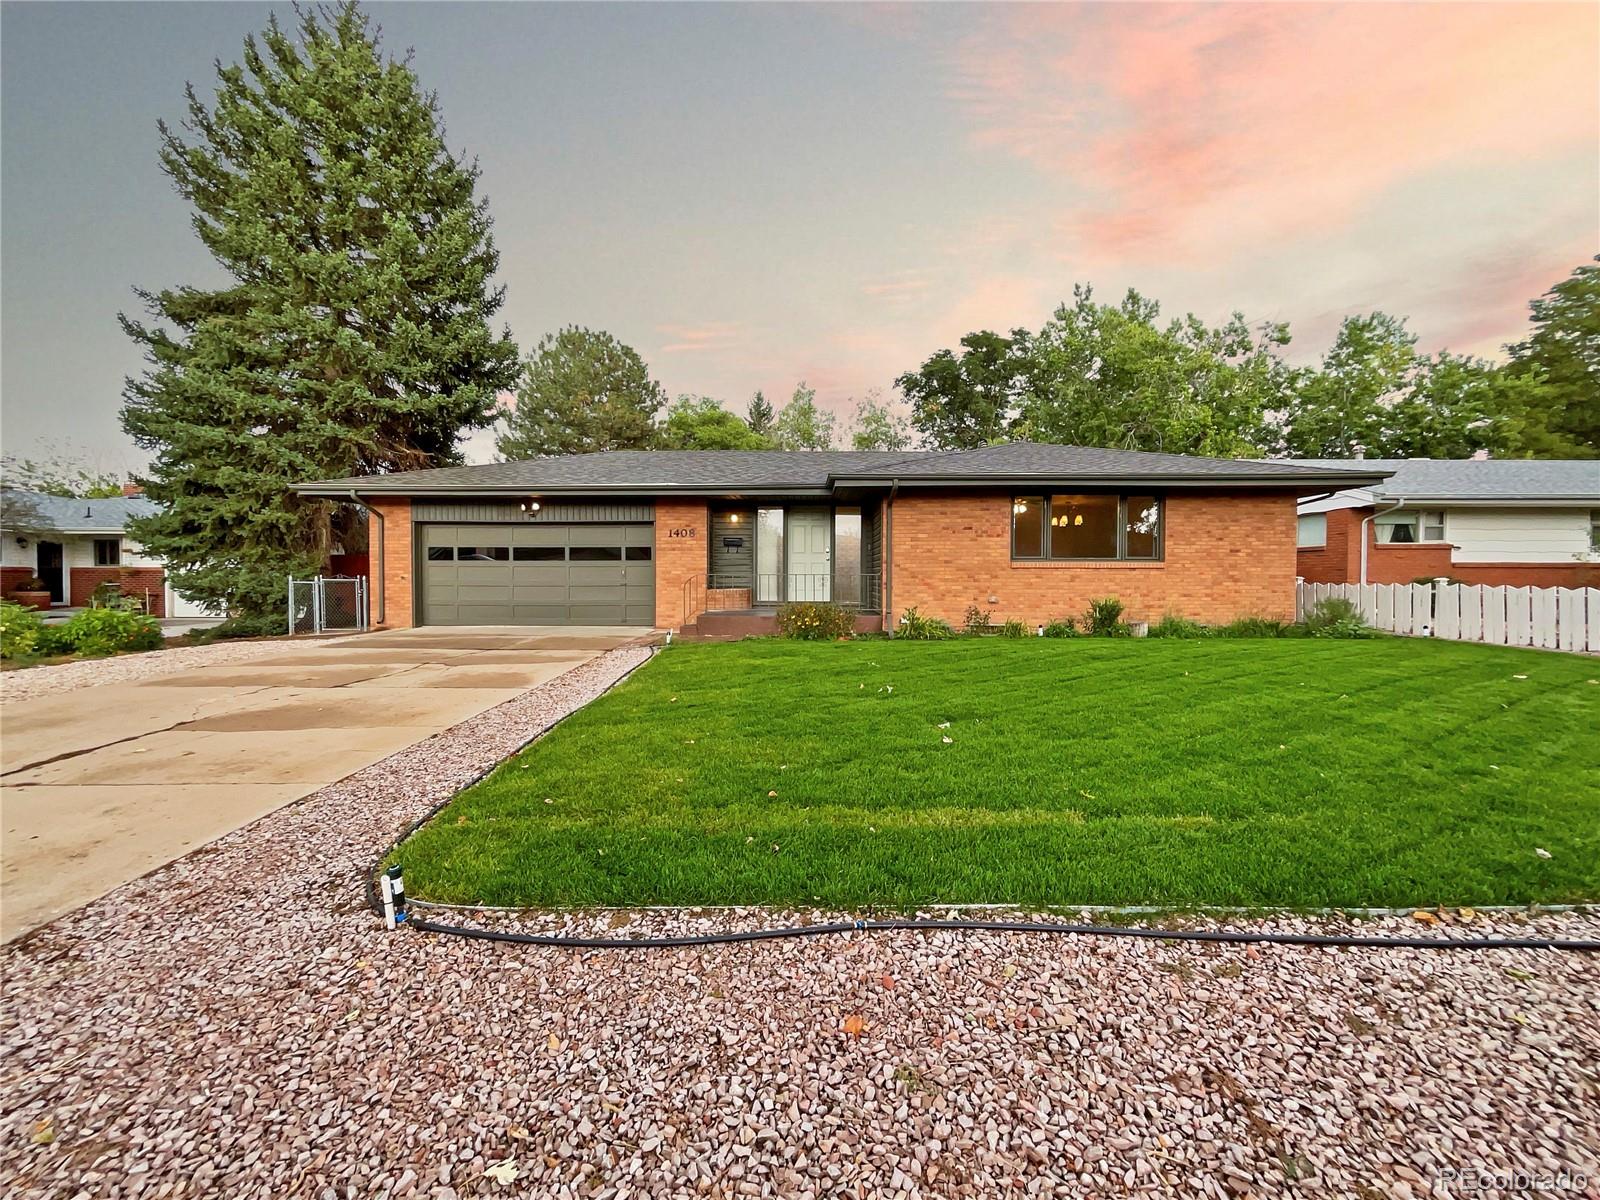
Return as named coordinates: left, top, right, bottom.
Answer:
left=121, top=3, right=519, bottom=621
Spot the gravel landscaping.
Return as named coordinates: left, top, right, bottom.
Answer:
left=3, top=644, right=1598, bottom=1199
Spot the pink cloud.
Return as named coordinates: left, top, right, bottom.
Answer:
left=657, top=321, right=743, bottom=354
left=861, top=274, right=934, bottom=298
left=945, top=3, right=1599, bottom=263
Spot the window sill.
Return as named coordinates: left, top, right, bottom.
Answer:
left=1009, top=559, right=1165, bottom=570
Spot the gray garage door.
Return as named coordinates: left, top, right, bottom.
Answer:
left=419, top=523, right=655, bottom=626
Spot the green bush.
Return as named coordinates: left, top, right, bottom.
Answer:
left=1215, top=615, right=1290, bottom=638
left=1042, top=617, right=1079, bottom=638
left=999, top=618, right=1028, bottom=639
left=186, top=611, right=288, bottom=642
left=897, top=606, right=955, bottom=640
left=776, top=601, right=856, bottom=641
left=1148, top=613, right=1210, bottom=639
left=0, top=600, right=47, bottom=660
left=58, top=605, right=164, bottom=657
left=1083, top=596, right=1128, bottom=637
left=1303, top=596, right=1378, bottom=639
left=962, top=605, right=993, bottom=635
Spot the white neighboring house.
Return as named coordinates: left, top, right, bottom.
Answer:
left=0, top=487, right=213, bottom=617
left=1294, top=459, right=1600, bottom=588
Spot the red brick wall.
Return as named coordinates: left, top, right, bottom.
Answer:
left=1448, top=561, right=1600, bottom=588
left=1365, top=541, right=1456, bottom=584
left=1295, top=507, right=1363, bottom=584
left=889, top=490, right=1299, bottom=626
left=370, top=498, right=413, bottom=628
left=655, top=499, right=710, bottom=628
left=1, top=567, right=38, bottom=601
left=68, top=567, right=166, bottom=616
left=1297, top=506, right=1599, bottom=588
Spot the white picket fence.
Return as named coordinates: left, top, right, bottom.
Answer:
left=1297, top=580, right=1600, bottom=654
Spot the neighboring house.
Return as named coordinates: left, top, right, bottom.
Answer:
left=0, top=487, right=173, bottom=616
left=294, top=443, right=1385, bottom=633
left=1295, top=459, right=1600, bottom=589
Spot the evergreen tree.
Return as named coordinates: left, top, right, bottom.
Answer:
left=746, top=390, right=775, bottom=437
left=497, top=326, right=666, bottom=458
left=772, top=382, right=837, bottom=450
left=120, top=3, right=519, bottom=621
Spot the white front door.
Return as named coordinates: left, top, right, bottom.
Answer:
left=787, top=509, right=831, bottom=602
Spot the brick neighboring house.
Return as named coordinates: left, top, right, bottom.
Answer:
left=1295, top=459, right=1600, bottom=589
left=294, top=443, right=1385, bottom=633
left=0, top=487, right=170, bottom=616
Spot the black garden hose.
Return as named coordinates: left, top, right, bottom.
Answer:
left=402, top=913, right=1600, bottom=952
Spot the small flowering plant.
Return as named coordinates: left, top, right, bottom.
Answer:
left=776, top=601, right=855, bottom=641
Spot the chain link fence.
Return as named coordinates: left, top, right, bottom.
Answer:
left=288, top=576, right=369, bottom=634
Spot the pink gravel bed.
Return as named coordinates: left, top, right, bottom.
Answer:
left=0, top=637, right=320, bottom=703
left=3, top=644, right=1598, bottom=1199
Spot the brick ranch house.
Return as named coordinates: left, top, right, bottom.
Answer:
left=0, top=487, right=171, bottom=616
left=295, top=443, right=1385, bottom=634
left=1296, top=459, right=1600, bottom=589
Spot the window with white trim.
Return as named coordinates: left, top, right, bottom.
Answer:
left=1374, top=510, right=1445, bottom=544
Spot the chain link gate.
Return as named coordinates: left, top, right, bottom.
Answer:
left=288, top=576, right=370, bottom=634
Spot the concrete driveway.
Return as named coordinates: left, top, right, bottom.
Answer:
left=0, top=626, right=650, bottom=941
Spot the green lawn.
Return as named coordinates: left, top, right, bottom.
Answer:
left=394, top=638, right=1600, bottom=910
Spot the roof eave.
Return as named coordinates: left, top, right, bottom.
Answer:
left=831, top=471, right=1394, bottom=490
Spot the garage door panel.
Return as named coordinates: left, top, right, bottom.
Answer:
left=418, top=521, right=655, bottom=626
left=566, top=565, right=622, bottom=586
left=510, top=564, right=569, bottom=583
left=512, top=585, right=569, bottom=603
left=509, top=604, right=570, bottom=622
left=512, top=526, right=568, bottom=546
left=569, top=604, right=627, bottom=623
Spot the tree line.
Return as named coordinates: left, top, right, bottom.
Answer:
left=107, top=3, right=1597, bottom=627
left=894, top=280, right=1594, bottom=460
left=494, top=326, right=910, bottom=457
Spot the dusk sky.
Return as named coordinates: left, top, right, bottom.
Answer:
left=2, top=1, right=1596, bottom=468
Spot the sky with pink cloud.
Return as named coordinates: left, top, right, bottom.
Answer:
left=2, top=2, right=1594, bottom=466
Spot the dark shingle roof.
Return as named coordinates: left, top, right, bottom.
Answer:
left=296, top=443, right=1390, bottom=496
left=1298, top=459, right=1599, bottom=502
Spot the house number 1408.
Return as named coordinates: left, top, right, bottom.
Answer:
left=667, top=527, right=696, bottom=538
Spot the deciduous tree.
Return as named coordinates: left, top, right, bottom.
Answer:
left=661, top=396, right=773, bottom=450
left=897, top=331, right=1024, bottom=450
left=1506, top=258, right=1599, bottom=457
left=772, top=383, right=836, bottom=450
left=849, top=390, right=912, bottom=451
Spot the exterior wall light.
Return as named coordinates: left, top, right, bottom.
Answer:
left=520, top=499, right=542, bottom=514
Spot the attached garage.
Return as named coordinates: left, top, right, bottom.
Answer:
left=418, top=520, right=655, bottom=626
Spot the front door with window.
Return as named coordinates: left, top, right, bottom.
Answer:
left=787, top=508, right=831, bottom=602
left=36, top=541, right=64, bottom=604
